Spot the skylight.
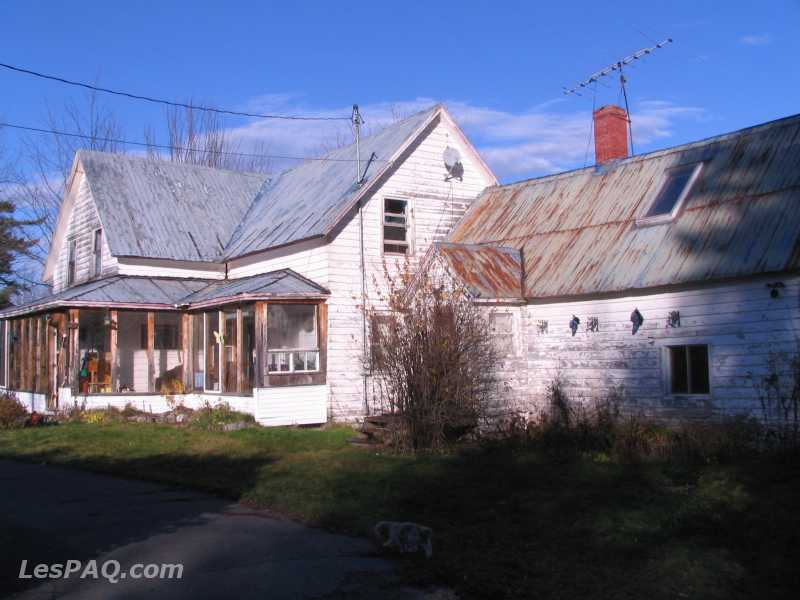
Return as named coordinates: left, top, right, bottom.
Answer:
left=643, top=163, right=702, bottom=220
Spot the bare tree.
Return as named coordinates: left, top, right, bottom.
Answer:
left=14, top=89, right=123, bottom=272
left=149, top=101, right=272, bottom=173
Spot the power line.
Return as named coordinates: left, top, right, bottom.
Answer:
left=0, top=121, right=389, bottom=164
left=0, top=61, right=351, bottom=122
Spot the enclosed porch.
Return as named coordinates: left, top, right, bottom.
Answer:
left=0, top=270, right=329, bottom=426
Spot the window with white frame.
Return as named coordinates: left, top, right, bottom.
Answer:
left=638, top=163, right=703, bottom=224
left=667, top=344, right=710, bottom=395
left=92, top=228, right=103, bottom=277
left=67, top=238, right=77, bottom=286
left=267, top=304, right=319, bottom=373
left=383, top=198, right=409, bottom=255
left=489, top=312, right=514, bottom=356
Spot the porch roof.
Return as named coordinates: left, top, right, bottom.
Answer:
left=0, top=269, right=329, bottom=318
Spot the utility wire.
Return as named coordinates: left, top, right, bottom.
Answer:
left=0, top=61, right=350, bottom=121
left=0, top=121, right=389, bottom=164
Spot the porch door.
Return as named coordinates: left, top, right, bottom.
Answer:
left=203, top=311, right=221, bottom=392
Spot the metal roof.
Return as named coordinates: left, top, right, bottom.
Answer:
left=434, top=242, right=523, bottom=299
left=449, top=112, right=800, bottom=299
left=177, top=270, right=329, bottom=307
left=223, top=105, right=442, bottom=257
left=79, top=151, right=268, bottom=262
left=0, top=270, right=328, bottom=318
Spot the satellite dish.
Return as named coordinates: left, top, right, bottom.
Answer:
left=443, top=146, right=464, bottom=181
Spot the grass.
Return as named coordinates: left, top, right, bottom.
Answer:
left=1, top=422, right=799, bottom=599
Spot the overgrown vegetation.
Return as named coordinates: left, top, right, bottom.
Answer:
left=368, top=262, right=500, bottom=450
left=0, top=392, right=27, bottom=428
left=499, top=377, right=786, bottom=464
left=57, top=401, right=256, bottom=432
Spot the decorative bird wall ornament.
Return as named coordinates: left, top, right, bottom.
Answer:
left=630, top=309, right=644, bottom=334
left=569, top=315, right=581, bottom=337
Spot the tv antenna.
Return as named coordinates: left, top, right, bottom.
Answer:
left=563, top=37, right=673, bottom=155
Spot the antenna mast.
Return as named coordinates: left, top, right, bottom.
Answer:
left=352, top=104, right=363, bottom=186
left=563, top=38, right=673, bottom=156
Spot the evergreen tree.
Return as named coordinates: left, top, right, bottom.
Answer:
left=0, top=199, right=37, bottom=308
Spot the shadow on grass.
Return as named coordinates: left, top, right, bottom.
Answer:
left=309, top=445, right=800, bottom=600
left=3, top=434, right=799, bottom=600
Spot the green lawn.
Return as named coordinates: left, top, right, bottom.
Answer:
left=1, top=422, right=798, bottom=599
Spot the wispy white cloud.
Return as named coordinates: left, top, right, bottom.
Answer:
left=226, top=96, right=707, bottom=180
left=740, top=33, right=771, bottom=46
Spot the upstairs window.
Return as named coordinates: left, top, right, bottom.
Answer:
left=383, top=198, right=409, bottom=255
left=640, top=163, right=702, bottom=223
left=667, top=344, right=710, bottom=395
left=67, top=239, right=77, bottom=286
left=92, top=229, right=103, bottom=278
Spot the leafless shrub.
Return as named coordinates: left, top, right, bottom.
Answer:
left=756, top=350, right=800, bottom=448
left=367, top=261, right=500, bottom=451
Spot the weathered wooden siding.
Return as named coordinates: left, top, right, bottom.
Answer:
left=254, top=385, right=327, bottom=426
left=227, top=238, right=329, bottom=284
left=326, top=118, right=495, bottom=419
left=514, top=274, right=800, bottom=421
left=52, top=170, right=117, bottom=293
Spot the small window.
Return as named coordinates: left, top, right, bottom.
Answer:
left=92, top=229, right=103, bottom=277
left=383, top=198, right=409, bottom=255
left=67, top=239, right=77, bottom=286
left=641, top=163, right=702, bottom=222
left=369, top=313, right=392, bottom=368
left=267, top=304, right=319, bottom=374
left=489, top=313, right=514, bottom=356
left=668, top=344, right=710, bottom=395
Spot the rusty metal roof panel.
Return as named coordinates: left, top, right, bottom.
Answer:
left=79, top=151, right=269, bottom=262
left=223, top=105, right=441, bottom=258
left=450, top=113, right=800, bottom=298
left=435, top=242, right=523, bottom=299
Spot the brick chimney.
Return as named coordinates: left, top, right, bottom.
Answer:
left=593, top=105, right=629, bottom=164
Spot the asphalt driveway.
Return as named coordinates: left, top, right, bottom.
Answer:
left=0, top=459, right=407, bottom=599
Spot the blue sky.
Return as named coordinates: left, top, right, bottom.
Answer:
left=1, top=0, right=798, bottom=182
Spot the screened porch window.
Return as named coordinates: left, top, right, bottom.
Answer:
left=0, top=320, right=6, bottom=387
left=383, top=198, right=409, bottom=255
left=267, top=304, right=319, bottom=373
left=192, top=314, right=204, bottom=391
left=78, top=309, right=111, bottom=394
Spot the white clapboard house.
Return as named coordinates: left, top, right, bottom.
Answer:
left=2, top=104, right=799, bottom=424
left=0, top=105, right=497, bottom=425
left=419, top=106, right=800, bottom=421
